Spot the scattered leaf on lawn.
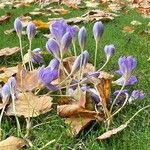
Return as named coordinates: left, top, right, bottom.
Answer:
left=33, top=19, right=49, bottom=29
left=61, top=0, right=81, bottom=9
left=0, top=13, right=11, bottom=25
left=29, top=11, right=49, bottom=17
left=0, top=136, right=27, bottom=150
left=0, top=65, right=18, bottom=83
left=6, top=92, right=53, bottom=117
left=122, top=26, right=134, bottom=33
left=97, top=123, right=128, bottom=140
left=16, top=68, right=39, bottom=91
left=51, top=7, right=70, bottom=15
left=0, top=47, right=20, bottom=57
left=84, top=1, right=99, bottom=8
left=19, top=16, right=32, bottom=27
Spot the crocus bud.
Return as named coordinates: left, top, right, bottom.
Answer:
left=67, top=25, right=78, bottom=42
left=78, top=27, right=86, bottom=50
left=1, top=83, right=11, bottom=103
left=61, top=32, right=72, bottom=56
left=14, top=18, right=22, bottom=37
left=71, top=50, right=89, bottom=74
left=93, top=21, right=104, bottom=42
left=46, top=38, right=60, bottom=59
left=32, top=48, right=44, bottom=64
left=104, top=44, right=115, bottom=60
left=7, top=77, right=17, bottom=95
left=82, top=50, right=89, bottom=67
left=48, top=58, right=59, bottom=70
left=118, top=56, right=137, bottom=81
left=27, top=22, right=36, bottom=41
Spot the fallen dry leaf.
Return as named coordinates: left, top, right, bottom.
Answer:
left=51, top=7, right=70, bottom=15
left=0, top=13, right=11, bottom=25
left=84, top=1, right=99, bottom=8
left=0, top=136, right=27, bottom=150
left=66, top=117, right=94, bottom=135
left=6, top=92, right=53, bottom=117
left=0, top=47, right=20, bottom=57
left=0, top=65, right=18, bottom=83
left=33, top=19, right=49, bottom=29
left=29, top=11, right=49, bottom=17
left=61, top=0, right=81, bottom=9
left=16, top=68, right=39, bottom=91
left=97, top=123, right=127, bottom=140
left=57, top=91, right=103, bottom=135
left=122, top=26, right=134, bottom=33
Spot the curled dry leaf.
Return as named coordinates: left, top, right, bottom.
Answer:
left=0, top=65, right=18, bottom=83
left=0, top=47, right=20, bottom=57
left=0, top=136, right=27, bottom=150
left=97, top=123, right=128, bottom=140
left=51, top=7, right=70, bottom=15
left=57, top=91, right=104, bottom=135
left=33, top=19, right=49, bottom=29
left=16, top=68, right=39, bottom=91
left=6, top=92, right=53, bottom=117
left=0, top=13, right=11, bottom=25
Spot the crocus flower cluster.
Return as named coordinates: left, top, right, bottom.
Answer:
left=13, top=17, right=146, bottom=114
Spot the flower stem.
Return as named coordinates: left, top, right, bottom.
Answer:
left=29, top=40, right=34, bottom=71
left=19, top=36, right=26, bottom=69
left=110, top=81, right=126, bottom=113
left=12, top=94, right=21, bottom=137
left=94, top=41, right=98, bottom=69
left=72, top=42, right=77, bottom=57
left=98, top=59, right=109, bottom=71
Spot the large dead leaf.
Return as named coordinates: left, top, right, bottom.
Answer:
left=0, top=13, right=11, bottom=25
left=0, top=47, right=20, bottom=57
left=66, top=117, right=94, bottom=135
left=0, top=66, right=18, bottom=83
left=97, top=123, right=127, bottom=140
left=0, top=136, right=27, bottom=150
left=57, top=92, right=104, bottom=135
left=16, top=68, right=39, bottom=91
left=6, top=92, right=53, bottom=117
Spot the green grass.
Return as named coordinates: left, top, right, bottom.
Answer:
left=0, top=3, right=150, bottom=150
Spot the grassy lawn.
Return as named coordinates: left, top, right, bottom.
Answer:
left=0, top=3, right=150, bottom=150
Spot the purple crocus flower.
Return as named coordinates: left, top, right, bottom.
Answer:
left=71, top=50, right=89, bottom=74
left=114, top=76, right=138, bottom=86
left=7, top=77, right=17, bottom=95
left=32, top=48, right=44, bottom=64
left=67, top=25, right=78, bottom=42
left=114, top=90, right=128, bottom=96
left=60, top=32, right=72, bottom=56
left=78, top=27, right=86, bottom=50
left=48, top=58, right=59, bottom=70
left=104, top=44, right=115, bottom=60
left=131, top=90, right=145, bottom=99
left=27, top=22, right=36, bottom=41
left=118, top=56, right=137, bottom=81
left=50, top=20, right=68, bottom=44
left=128, top=90, right=146, bottom=103
left=38, top=66, right=58, bottom=85
left=46, top=38, right=60, bottom=59
left=38, top=58, right=59, bottom=91
left=93, top=21, right=104, bottom=42
left=1, top=82, right=11, bottom=102
left=14, top=18, right=22, bottom=37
